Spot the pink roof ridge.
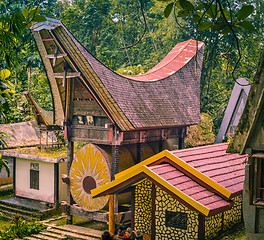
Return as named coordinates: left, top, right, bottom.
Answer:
left=124, top=39, right=204, bottom=81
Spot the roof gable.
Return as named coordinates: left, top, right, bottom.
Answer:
left=91, top=143, right=246, bottom=216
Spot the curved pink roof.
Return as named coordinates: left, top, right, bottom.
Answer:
left=125, top=39, right=204, bottom=81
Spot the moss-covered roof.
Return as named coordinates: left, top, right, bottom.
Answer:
left=227, top=52, right=264, bottom=154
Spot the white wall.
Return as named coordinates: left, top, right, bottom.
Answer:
left=16, top=158, right=54, bottom=203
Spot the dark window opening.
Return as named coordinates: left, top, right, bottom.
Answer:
left=165, top=211, right=187, bottom=230
left=251, top=157, right=264, bottom=205
left=256, top=158, right=264, bottom=201
left=30, top=163, right=39, bottom=190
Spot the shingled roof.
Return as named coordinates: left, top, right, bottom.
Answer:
left=31, top=18, right=204, bottom=131
left=92, top=143, right=247, bottom=216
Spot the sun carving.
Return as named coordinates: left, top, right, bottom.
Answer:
left=70, top=144, right=111, bottom=212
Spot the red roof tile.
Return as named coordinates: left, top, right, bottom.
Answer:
left=171, top=143, right=247, bottom=196
left=149, top=163, right=231, bottom=211
left=126, top=40, right=204, bottom=82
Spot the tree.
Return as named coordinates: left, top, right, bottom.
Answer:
left=0, top=0, right=46, bottom=176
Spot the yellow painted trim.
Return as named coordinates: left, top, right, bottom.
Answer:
left=91, top=165, right=210, bottom=216
left=114, top=150, right=231, bottom=198
left=114, top=150, right=168, bottom=179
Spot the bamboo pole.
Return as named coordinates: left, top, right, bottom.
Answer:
left=109, top=195, right=115, bottom=235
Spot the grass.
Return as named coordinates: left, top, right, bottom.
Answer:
left=216, top=223, right=246, bottom=240
left=0, top=217, right=11, bottom=230
left=0, top=189, right=12, bottom=201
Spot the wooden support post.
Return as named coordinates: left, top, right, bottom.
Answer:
left=13, top=157, right=16, bottom=197
left=109, top=195, right=115, bottom=235
left=178, top=137, right=184, bottom=150
left=54, top=163, right=59, bottom=208
left=198, top=214, right=205, bottom=240
left=131, top=188, right=135, bottom=229
left=256, top=158, right=262, bottom=200
left=111, top=145, right=119, bottom=180
left=159, top=140, right=164, bottom=152
left=67, top=140, right=74, bottom=224
left=136, top=143, right=143, bottom=163
left=249, top=157, right=254, bottom=205
left=151, top=184, right=156, bottom=240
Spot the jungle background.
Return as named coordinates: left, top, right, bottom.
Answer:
left=0, top=0, right=263, bottom=146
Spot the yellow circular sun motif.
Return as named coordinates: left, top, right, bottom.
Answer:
left=70, top=144, right=111, bottom=212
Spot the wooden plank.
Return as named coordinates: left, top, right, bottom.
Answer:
left=53, top=72, right=81, bottom=78
left=151, top=184, right=156, bottom=240
left=69, top=205, right=108, bottom=222
left=256, top=158, right=262, bottom=200
left=73, top=99, right=106, bottom=116
left=46, top=53, right=67, bottom=59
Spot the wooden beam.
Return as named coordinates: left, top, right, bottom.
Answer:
left=256, top=158, right=262, bottom=200
left=131, top=188, right=135, bottom=229
left=67, top=140, right=74, bottom=224
left=46, top=53, right=67, bottom=59
left=250, top=157, right=254, bottom=205
left=54, top=163, right=59, bottom=208
left=53, top=72, right=81, bottom=78
left=151, top=184, right=156, bottom=240
left=13, top=157, right=16, bottom=197
left=198, top=214, right=205, bottom=240
left=109, top=195, right=115, bottom=235
left=41, top=38, right=55, bottom=41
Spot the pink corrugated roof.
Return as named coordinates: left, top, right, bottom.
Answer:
left=171, top=143, right=247, bottom=197
left=125, top=39, right=204, bottom=81
left=149, top=163, right=232, bottom=211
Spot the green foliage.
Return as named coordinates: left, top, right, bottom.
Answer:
left=184, top=113, right=216, bottom=148
left=0, top=156, right=9, bottom=177
left=0, top=214, right=46, bottom=240
left=116, top=65, right=145, bottom=75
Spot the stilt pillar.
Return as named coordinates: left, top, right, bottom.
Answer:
left=136, top=142, right=144, bottom=163
left=67, top=140, right=74, bottom=224
left=109, top=195, right=115, bottom=235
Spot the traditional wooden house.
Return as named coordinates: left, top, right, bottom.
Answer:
left=0, top=121, right=67, bottom=220
left=92, top=143, right=247, bottom=240
left=227, top=55, right=264, bottom=240
left=30, top=18, right=204, bottom=222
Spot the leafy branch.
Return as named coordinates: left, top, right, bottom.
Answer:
left=160, top=0, right=255, bottom=86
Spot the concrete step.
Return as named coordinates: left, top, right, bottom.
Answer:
left=53, top=225, right=102, bottom=239
left=0, top=202, right=42, bottom=218
left=48, top=228, right=99, bottom=240
left=40, top=230, right=62, bottom=239
left=0, top=209, right=39, bottom=221
left=24, top=237, right=40, bottom=240
left=31, top=233, right=60, bottom=240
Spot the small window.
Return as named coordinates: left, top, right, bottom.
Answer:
left=30, top=163, right=39, bottom=190
left=250, top=157, right=264, bottom=205
left=165, top=211, right=187, bottom=230
left=256, top=158, right=264, bottom=202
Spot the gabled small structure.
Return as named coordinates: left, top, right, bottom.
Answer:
left=215, top=78, right=250, bottom=143
left=227, top=53, right=264, bottom=240
left=92, top=143, right=247, bottom=239
left=0, top=121, right=67, bottom=209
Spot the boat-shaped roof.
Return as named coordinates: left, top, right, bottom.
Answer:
left=31, top=18, right=204, bottom=131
